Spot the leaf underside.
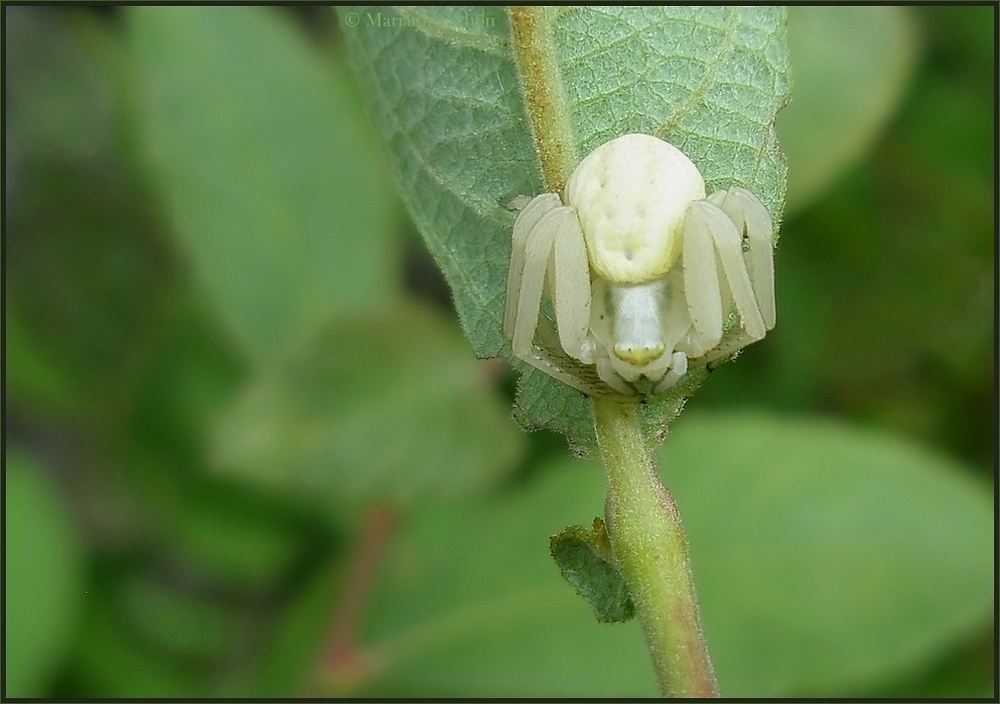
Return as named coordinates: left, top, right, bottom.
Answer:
left=340, top=6, right=790, bottom=454
left=550, top=519, right=635, bottom=623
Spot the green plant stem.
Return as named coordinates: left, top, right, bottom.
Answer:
left=509, top=7, right=718, bottom=696
left=507, top=6, right=576, bottom=194
left=593, top=397, right=719, bottom=698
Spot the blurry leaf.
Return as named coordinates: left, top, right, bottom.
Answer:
left=4, top=7, right=113, bottom=164
left=6, top=164, right=175, bottom=418
left=358, top=457, right=659, bottom=697
left=550, top=519, right=634, bottom=623
left=665, top=413, right=994, bottom=697
left=169, top=487, right=304, bottom=591
left=255, top=555, right=343, bottom=696
left=211, top=302, right=524, bottom=510
left=5, top=9, right=178, bottom=423
left=704, top=7, right=992, bottom=471
left=128, top=6, right=399, bottom=365
left=4, top=306, right=80, bottom=414
left=769, top=151, right=991, bottom=467
left=127, top=287, right=249, bottom=464
left=860, top=626, right=993, bottom=698
left=779, top=6, right=918, bottom=214
left=118, top=573, right=244, bottom=662
left=340, top=6, right=789, bottom=455
left=354, top=412, right=992, bottom=697
left=75, top=564, right=293, bottom=698
left=70, top=503, right=329, bottom=699
left=5, top=449, right=85, bottom=697
left=72, top=594, right=202, bottom=698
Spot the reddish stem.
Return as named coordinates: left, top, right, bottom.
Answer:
left=322, top=503, right=397, bottom=681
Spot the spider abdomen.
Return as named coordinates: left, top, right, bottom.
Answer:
left=565, top=133, right=706, bottom=284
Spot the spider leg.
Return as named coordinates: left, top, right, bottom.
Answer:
left=550, top=208, right=594, bottom=362
left=503, top=194, right=534, bottom=212
left=606, top=353, right=643, bottom=383
left=692, top=329, right=755, bottom=367
left=516, top=339, right=633, bottom=399
left=504, top=193, right=562, bottom=342
left=596, top=358, right=635, bottom=395
left=710, top=187, right=775, bottom=330
left=660, top=268, right=694, bottom=356
left=651, top=351, right=688, bottom=394
left=682, top=201, right=724, bottom=353
left=505, top=195, right=629, bottom=398
left=698, top=201, right=767, bottom=341
left=511, top=207, right=563, bottom=357
left=517, top=346, right=602, bottom=396
left=640, top=340, right=682, bottom=380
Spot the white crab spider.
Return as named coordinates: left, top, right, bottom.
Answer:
left=503, top=133, right=775, bottom=398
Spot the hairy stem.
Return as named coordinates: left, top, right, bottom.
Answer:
left=593, top=398, right=719, bottom=697
left=508, top=6, right=576, bottom=194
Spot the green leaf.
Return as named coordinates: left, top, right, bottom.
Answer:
left=210, top=303, right=524, bottom=510
left=352, top=412, right=992, bottom=697
left=550, top=518, right=635, bottom=623
left=5, top=305, right=80, bottom=414
left=665, top=413, right=994, bottom=697
left=254, top=556, right=343, bottom=696
left=6, top=9, right=177, bottom=419
left=357, top=457, right=659, bottom=697
left=6, top=166, right=174, bottom=419
left=127, top=287, right=249, bottom=464
left=117, top=573, right=244, bottom=662
left=779, top=6, right=919, bottom=214
left=5, top=448, right=85, bottom=698
left=4, top=7, right=115, bottom=163
left=128, top=6, right=399, bottom=365
left=340, top=6, right=790, bottom=455
left=72, top=593, right=202, bottom=698
left=168, top=488, right=304, bottom=591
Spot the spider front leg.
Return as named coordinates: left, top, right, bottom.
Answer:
left=681, top=201, right=725, bottom=357
left=550, top=209, right=597, bottom=363
left=504, top=194, right=602, bottom=395
left=684, top=199, right=769, bottom=352
left=504, top=193, right=561, bottom=344
left=707, top=187, right=776, bottom=330
left=507, top=197, right=593, bottom=360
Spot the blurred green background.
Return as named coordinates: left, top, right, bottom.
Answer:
left=4, top=6, right=994, bottom=698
